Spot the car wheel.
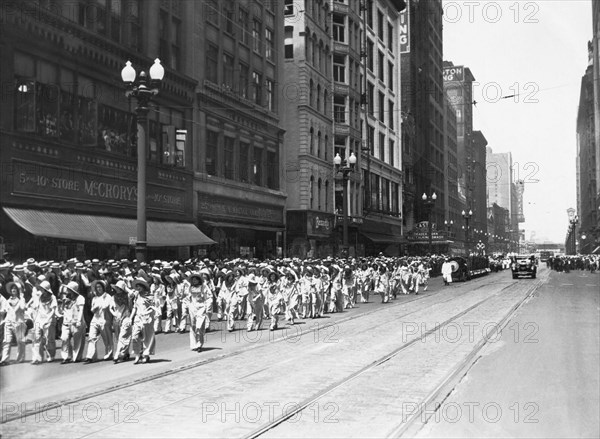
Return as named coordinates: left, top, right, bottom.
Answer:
left=512, top=274, right=518, bottom=279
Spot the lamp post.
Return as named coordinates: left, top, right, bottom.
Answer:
left=422, top=192, right=437, bottom=255
left=334, top=152, right=357, bottom=257
left=444, top=220, right=453, bottom=237
left=462, top=209, right=472, bottom=253
left=121, top=59, right=165, bottom=265
left=568, top=215, right=579, bottom=255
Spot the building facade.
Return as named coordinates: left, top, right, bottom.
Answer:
left=283, top=0, right=405, bottom=258
left=576, top=46, right=597, bottom=254
left=193, top=0, right=286, bottom=259
left=593, top=0, right=600, bottom=246
left=471, top=130, right=488, bottom=244
left=443, top=92, right=463, bottom=253
left=401, top=0, right=446, bottom=255
left=0, top=0, right=215, bottom=261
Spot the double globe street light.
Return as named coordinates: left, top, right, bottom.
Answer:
left=422, top=192, right=437, bottom=255
left=462, top=209, right=473, bottom=252
left=121, top=59, right=165, bottom=264
left=334, top=152, right=357, bottom=257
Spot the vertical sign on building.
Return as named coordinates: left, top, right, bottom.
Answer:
left=399, top=2, right=410, bottom=53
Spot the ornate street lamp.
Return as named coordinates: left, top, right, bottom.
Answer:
left=121, top=59, right=165, bottom=264
left=334, top=152, right=357, bottom=256
left=462, top=209, right=473, bottom=252
left=422, top=192, right=437, bottom=255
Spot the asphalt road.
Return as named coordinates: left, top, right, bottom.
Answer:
left=416, top=269, right=600, bottom=438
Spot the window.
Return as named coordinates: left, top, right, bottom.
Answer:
left=391, top=182, right=399, bottom=213
left=309, top=127, right=314, bottom=152
left=324, top=135, right=329, bottom=160
left=317, top=179, right=322, bottom=210
left=159, top=10, right=169, bottom=66
left=310, top=176, right=314, bottom=209
left=388, top=62, right=394, bottom=90
left=388, top=23, right=393, bottom=49
left=324, top=90, right=329, bottom=115
left=205, top=130, right=218, bottom=175
left=252, top=72, right=262, bottom=105
left=110, top=0, right=121, bottom=42
left=379, top=132, right=385, bottom=160
left=378, top=91, right=384, bottom=121
left=239, top=141, right=249, bottom=182
left=333, top=14, right=345, bottom=42
left=317, top=84, right=321, bottom=112
left=389, top=100, right=394, bottom=129
left=284, top=0, right=294, bottom=15
left=378, top=51, right=385, bottom=81
left=325, top=180, right=329, bottom=212
left=239, top=7, right=249, bottom=45
left=333, top=54, right=346, bottom=83
left=267, top=150, right=279, bottom=189
left=253, top=19, right=262, bottom=53
left=223, top=2, right=234, bottom=34
left=389, top=139, right=395, bottom=166
left=367, top=82, right=374, bottom=116
left=368, top=125, right=375, bottom=155
left=382, top=178, right=389, bottom=211
left=127, top=0, right=141, bottom=50
left=253, top=147, right=263, bottom=186
left=266, top=79, right=274, bottom=111
left=265, top=28, right=274, bottom=61
left=309, top=79, right=314, bottom=107
left=367, top=40, right=374, bottom=72
left=285, top=26, right=294, bottom=59
left=206, top=44, right=218, bottom=83
left=239, top=63, right=249, bottom=99
left=334, top=96, right=346, bottom=123
left=223, top=53, right=234, bottom=88
left=224, top=136, right=235, bottom=179
left=377, top=10, right=384, bottom=40
left=367, top=0, right=373, bottom=28
left=317, top=131, right=321, bottom=156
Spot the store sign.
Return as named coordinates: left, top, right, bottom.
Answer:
left=198, top=194, right=283, bottom=224
left=12, top=161, right=185, bottom=214
left=443, top=66, right=464, bottom=82
left=399, top=5, right=410, bottom=53
left=408, top=231, right=446, bottom=241
left=314, top=216, right=331, bottom=232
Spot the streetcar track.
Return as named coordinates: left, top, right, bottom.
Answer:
left=1, top=273, right=507, bottom=426
left=242, top=281, right=519, bottom=439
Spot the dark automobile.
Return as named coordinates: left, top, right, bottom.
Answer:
left=511, top=255, right=537, bottom=279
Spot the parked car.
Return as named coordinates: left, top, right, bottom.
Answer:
left=511, top=254, right=537, bottom=279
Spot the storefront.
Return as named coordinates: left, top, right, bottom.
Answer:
left=405, top=222, right=453, bottom=256
left=198, top=193, right=285, bottom=259
left=359, top=217, right=405, bottom=256
left=0, top=133, right=212, bottom=261
left=287, top=211, right=335, bottom=258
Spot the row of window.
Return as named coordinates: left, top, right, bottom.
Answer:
left=366, top=126, right=396, bottom=166
left=364, top=170, right=400, bottom=215
left=308, top=177, right=331, bottom=212
left=308, top=128, right=330, bottom=161
left=14, top=78, right=186, bottom=166
left=205, top=45, right=275, bottom=112
left=366, top=82, right=395, bottom=128
left=204, top=129, right=279, bottom=190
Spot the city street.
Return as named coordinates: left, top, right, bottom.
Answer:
left=3, top=267, right=596, bottom=438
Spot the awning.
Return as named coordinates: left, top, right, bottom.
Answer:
left=406, top=240, right=454, bottom=245
left=361, top=232, right=407, bottom=244
left=4, top=207, right=215, bottom=247
left=204, top=220, right=284, bottom=233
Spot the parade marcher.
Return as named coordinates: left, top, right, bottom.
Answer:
left=281, top=269, right=300, bottom=325
left=29, top=281, right=56, bottom=364
left=245, top=274, right=265, bottom=331
left=199, top=268, right=215, bottom=332
left=357, top=262, right=371, bottom=303
left=342, top=266, right=356, bottom=309
left=130, top=277, right=156, bottom=364
left=0, top=282, right=27, bottom=365
left=187, top=272, right=211, bottom=351
left=233, top=267, right=248, bottom=321
left=441, top=258, right=453, bottom=286
left=84, top=280, right=113, bottom=363
left=374, top=265, right=390, bottom=303
left=219, top=270, right=238, bottom=332
left=57, top=281, right=86, bottom=363
left=264, top=270, right=284, bottom=330
left=151, top=271, right=166, bottom=334
left=299, top=267, right=314, bottom=319
left=164, top=274, right=180, bottom=333
left=111, top=280, right=133, bottom=364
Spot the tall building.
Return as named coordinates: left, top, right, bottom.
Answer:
left=0, top=0, right=214, bottom=261
left=471, top=130, right=488, bottom=242
left=194, top=0, right=286, bottom=259
left=592, top=1, right=600, bottom=252
left=283, top=0, right=405, bottom=258
left=401, top=0, right=446, bottom=254
left=443, top=92, right=463, bottom=252
left=576, top=44, right=597, bottom=253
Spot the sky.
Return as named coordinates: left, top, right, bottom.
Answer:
left=442, top=0, right=593, bottom=243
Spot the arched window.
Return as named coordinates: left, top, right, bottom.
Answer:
left=317, top=84, right=321, bottom=112
left=309, top=127, right=314, bottom=154
left=317, top=130, right=322, bottom=157
left=309, top=175, right=315, bottom=209
left=305, top=28, right=311, bottom=61
left=312, top=34, right=317, bottom=65
left=325, top=180, right=329, bottom=212
left=318, top=40, right=324, bottom=71
left=324, top=89, right=329, bottom=115
left=317, top=178, right=322, bottom=210
left=325, top=45, right=330, bottom=76
left=309, top=79, right=314, bottom=107
left=324, top=134, right=329, bottom=160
